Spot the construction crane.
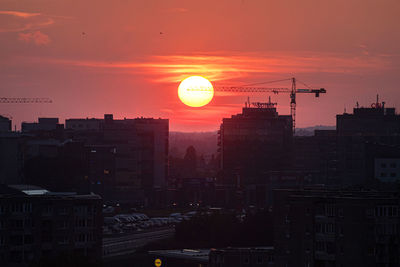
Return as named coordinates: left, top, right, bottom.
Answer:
left=0, top=97, right=52, bottom=104
left=214, top=77, right=326, bottom=133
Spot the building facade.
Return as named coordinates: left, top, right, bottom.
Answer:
left=0, top=185, right=102, bottom=266
left=66, top=114, right=169, bottom=205
left=219, top=101, right=293, bottom=183
left=336, top=101, right=400, bottom=186
left=0, top=116, right=11, bottom=132
left=274, top=189, right=400, bottom=267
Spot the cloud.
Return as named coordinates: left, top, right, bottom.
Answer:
left=18, top=31, right=50, bottom=45
left=0, top=11, right=41, bottom=18
left=38, top=51, right=391, bottom=86
left=0, top=10, right=54, bottom=33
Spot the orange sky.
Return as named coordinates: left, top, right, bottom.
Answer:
left=1, top=0, right=400, bottom=131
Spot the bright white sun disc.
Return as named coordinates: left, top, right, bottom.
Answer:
left=178, top=76, right=214, bottom=107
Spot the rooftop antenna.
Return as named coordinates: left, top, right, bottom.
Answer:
left=356, top=101, right=359, bottom=108
left=247, top=96, right=250, bottom=107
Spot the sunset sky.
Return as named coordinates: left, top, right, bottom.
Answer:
left=1, top=0, right=400, bottom=131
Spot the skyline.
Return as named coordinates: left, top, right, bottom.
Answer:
left=1, top=0, right=400, bottom=131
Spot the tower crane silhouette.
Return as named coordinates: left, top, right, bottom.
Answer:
left=0, top=97, right=52, bottom=104
left=206, top=77, right=325, bottom=133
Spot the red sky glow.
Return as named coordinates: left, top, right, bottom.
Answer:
left=1, top=0, right=400, bottom=131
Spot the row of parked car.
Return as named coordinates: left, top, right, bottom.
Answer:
left=103, top=211, right=197, bottom=235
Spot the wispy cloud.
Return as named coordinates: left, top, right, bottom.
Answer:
left=18, top=31, right=51, bottom=46
left=0, top=10, right=54, bottom=33
left=0, top=10, right=41, bottom=18
left=37, top=51, right=392, bottom=87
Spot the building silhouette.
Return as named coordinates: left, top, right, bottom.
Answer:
left=219, top=100, right=293, bottom=183
left=336, top=99, right=400, bottom=185
left=274, top=188, right=400, bottom=267
left=0, top=184, right=102, bottom=266
left=0, top=116, right=11, bottom=132
left=66, top=114, right=169, bottom=206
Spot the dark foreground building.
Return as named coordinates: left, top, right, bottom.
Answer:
left=336, top=99, right=400, bottom=186
left=66, top=114, right=169, bottom=205
left=274, top=189, right=400, bottom=267
left=0, top=185, right=102, bottom=266
left=219, top=100, right=293, bottom=182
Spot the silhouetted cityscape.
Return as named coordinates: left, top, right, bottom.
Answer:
left=2, top=1, right=400, bottom=266
left=0, top=96, right=399, bottom=266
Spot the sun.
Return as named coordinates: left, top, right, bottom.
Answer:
left=178, top=76, right=214, bottom=107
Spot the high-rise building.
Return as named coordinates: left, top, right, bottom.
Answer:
left=0, top=116, right=11, bottom=132
left=219, top=101, right=293, bottom=183
left=273, top=189, right=400, bottom=267
left=0, top=132, right=25, bottom=184
left=66, top=114, right=168, bottom=205
left=336, top=99, right=400, bottom=185
left=0, top=184, right=102, bottom=265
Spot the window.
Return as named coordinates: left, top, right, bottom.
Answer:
left=380, top=172, right=387, bottom=177
left=75, top=234, right=86, bottom=243
left=338, top=208, right=344, bottom=217
left=43, top=206, right=52, bottom=215
left=11, top=220, right=23, bottom=229
left=316, top=241, right=325, bottom=252
left=326, top=242, right=336, bottom=254
left=59, top=221, right=68, bottom=229
left=74, top=206, right=88, bottom=215
left=59, top=207, right=68, bottom=215
left=390, top=173, right=396, bottom=177
left=23, top=203, right=32, bottom=213
left=306, top=208, right=311, bottom=215
left=390, top=163, right=397, bottom=168
left=375, top=206, right=399, bottom=217
left=24, top=219, right=33, bottom=228
left=24, top=235, right=34, bottom=244
left=9, top=235, right=23, bottom=246
left=325, top=204, right=335, bottom=217
left=316, top=223, right=322, bottom=233
left=75, top=219, right=86, bottom=227
left=58, top=236, right=69, bottom=245
left=11, top=203, right=23, bottom=213
left=267, top=255, right=274, bottom=263
left=326, top=223, right=335, bottom=234
left=257, top=256, right=263, bottom=264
